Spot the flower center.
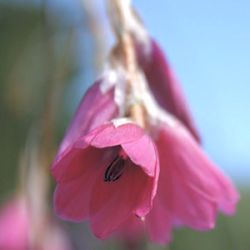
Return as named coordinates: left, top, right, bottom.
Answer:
left=104, top=155, right=126, bottom=182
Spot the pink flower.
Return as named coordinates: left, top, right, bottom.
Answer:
left=135, top=37, right=201, bottom=143
left=52, top=65, right=239, bottom=244
left=52, top=119, right=159, bottom=238
left=0, top=197, right=72, bottom=250
left=51, top=21, right=239, bottom=244
left=0, top=198, right=29, bottom=250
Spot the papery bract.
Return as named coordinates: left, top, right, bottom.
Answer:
left=52, top=119, right=159, bottom=239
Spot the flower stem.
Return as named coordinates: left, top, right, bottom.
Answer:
left=107, top=0, right=146, bottom=128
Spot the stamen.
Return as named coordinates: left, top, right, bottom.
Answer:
left=104, top=156, right=126, bottom=182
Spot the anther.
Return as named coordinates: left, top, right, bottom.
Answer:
left=104, top=156, right=126, bottom=182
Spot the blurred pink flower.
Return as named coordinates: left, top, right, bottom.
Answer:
left=52, top=119, right=159, bottom=239
left=136, top=38, right=201, bottom=143
left=0, top=197, right=71, bottom=250
left=0, top=198, right=29, bottom=250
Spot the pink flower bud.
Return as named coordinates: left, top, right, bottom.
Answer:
left=136, top=38, right=201, bottom=143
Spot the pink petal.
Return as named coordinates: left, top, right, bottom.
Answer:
left=137, top=38, right=201, bottom=143
left=53, top=147, right=116, bottom=221
left=83, top=121, right=145, bottom=148
left=121, top=133, right=158, bottom=177
left=52, top=146, right=109, bottom=183
left=155, top=118, right=239, bottom=229
left=207, top=167, right=239, bottom=215
left=89, top=160, right=156, bottom=239
left=145, top=195, right=172, bottom=244
left=115, top=215, right=144, bottom=241
left=52, top=147, right=86, bottom=182
left=58, top=79, right=118, bottom=155
left=54, top=175, right=95, bottom=222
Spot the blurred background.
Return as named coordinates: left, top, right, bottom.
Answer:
left=1, top=0, right=249, bottom=249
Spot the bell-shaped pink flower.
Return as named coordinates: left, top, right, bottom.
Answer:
left=52, top=71, right=239, bottom=245
left=52, top=119, right=159, bottom=239
left=51, top=19, right=239, bottom=244
left=136, top=38, right=201, bottom=143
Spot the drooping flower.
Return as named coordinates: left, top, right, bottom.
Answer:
left=51, top=3, right=239, bottom=244
left=52, top=119, right=159, bottom=238
left=52, top=71, right=239, bottom=244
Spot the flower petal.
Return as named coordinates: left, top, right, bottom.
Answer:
left=53, top=147, right=116, bottom=221
left=54, top=175, right=94, bottom=222
left=82, top=121, right=145, bottom=148
left=121, top=133, right=158, bottom=177
left=155, top=118, right=239, bottom=229
left=138, top=38, right=201, bottom=143
left=115, top=215, right=145, bottom=241
left=58, top=79, right=118, bottom=155
left=89, top=160, right=155, bottom=239
left=52, top=146, right=110, bottom=183
left=145, top=195, right=172, bottom=244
